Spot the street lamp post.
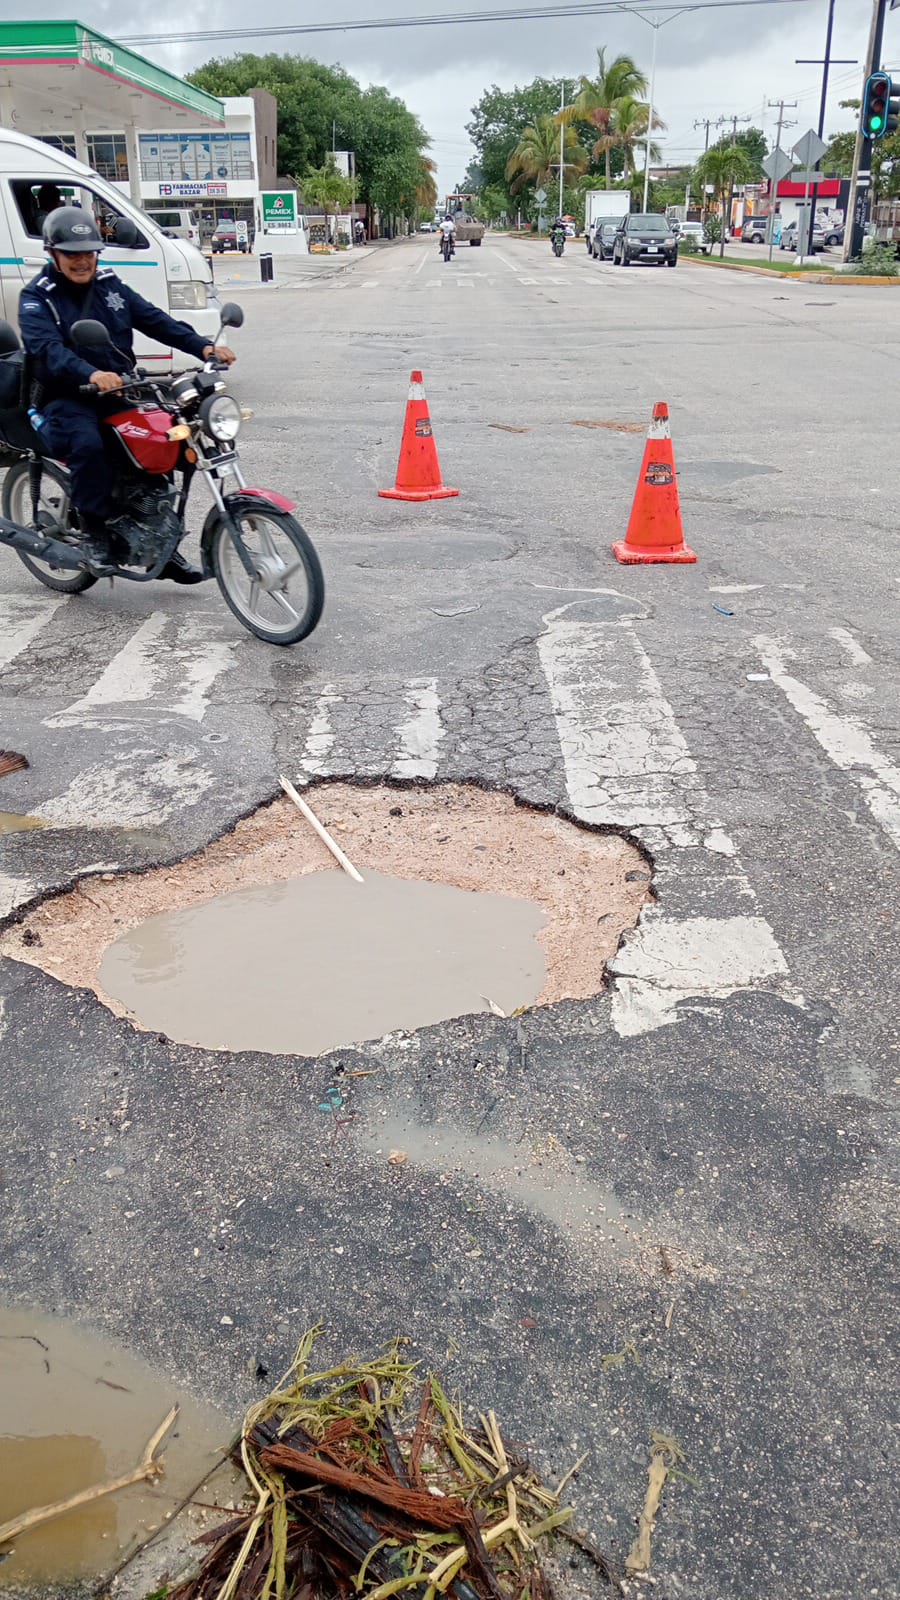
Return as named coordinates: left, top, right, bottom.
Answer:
left=559, top=79, right=566, bottom=217
left=642, top=20, right=659, bottom=212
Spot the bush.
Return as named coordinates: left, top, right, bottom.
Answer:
left=703, top=214, right=723, bottom=244
left=679, top=233, right=699, bottom=254
left=853, top=241, right=900, bottom=275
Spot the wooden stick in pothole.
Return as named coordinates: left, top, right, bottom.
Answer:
left=278, top=776, right=364, bottom=883
left=0, top=1405, right=179, bottom=1548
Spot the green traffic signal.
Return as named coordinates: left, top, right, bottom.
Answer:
left=863, top=72, right=893, bottom=140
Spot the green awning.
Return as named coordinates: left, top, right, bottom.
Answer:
left=0, top=20, right=225, bottom=130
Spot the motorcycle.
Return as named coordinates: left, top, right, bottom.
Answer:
left=440, top=231, right=454, bottom=262
left=551, top=230, right=565, bottom=258
left=0, top=303, right=324, bottom=647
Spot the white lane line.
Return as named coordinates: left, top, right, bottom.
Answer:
left=413, top=248, right=429, bottom=276
left=299, top=686, right=341, bottom=777
left=0, top=593, right=68, bottom=671
left=517, top=276, right=537, bottom=285
left=361, top=280, right=378, bottom=289
left=393, top=678, right=445, bottom=780
left=539, top=606, right=791, bottom=1035
left=491, top=250, right=524, bottom=275
left=41, top=749, right=215, bottom=829
left=46, top=612, right=235, bottom=726
left=709, top=584, right=764, bottom=595
left=757, top=634, right=900, bottom=851
left=51, top=610, right=167, bottom=716
left=828, top=626, right=872, bottom=667
left=166, top=619, right=236, bottom=722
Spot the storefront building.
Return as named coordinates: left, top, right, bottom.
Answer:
left=0, top=22, right=276, bottom=247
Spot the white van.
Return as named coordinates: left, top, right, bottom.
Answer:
left=142, top=206, right=201, bottom=246
left=0, top=127, right=222, bottom=369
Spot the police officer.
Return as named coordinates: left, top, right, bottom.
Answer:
left=19, top=206, right=236, bottom=577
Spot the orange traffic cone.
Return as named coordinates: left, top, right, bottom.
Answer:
left=612, top=402, right=696, bottom=564
left=379, top=370, right=459, bottom=502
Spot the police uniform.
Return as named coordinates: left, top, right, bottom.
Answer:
left=19, top=263, right=209, bottom=525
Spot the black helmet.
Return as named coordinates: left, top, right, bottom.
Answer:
left=42, top=206, right=104, bottom=254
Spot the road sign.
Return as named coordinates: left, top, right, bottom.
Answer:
left=792, top=128, right=828, bottom=168
left=791, top=169, right=825, bottom=184
left=534, top=188, right=547, bottom=205
left=762, top=149, right=794, bottom=184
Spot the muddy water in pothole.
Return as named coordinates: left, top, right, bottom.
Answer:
left=100, top=868, right=547, bottom=1056
left=0, top=1308, right=234, bottom=1586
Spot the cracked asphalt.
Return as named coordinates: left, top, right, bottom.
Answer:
left=0, top=238, right=898, bottom=1599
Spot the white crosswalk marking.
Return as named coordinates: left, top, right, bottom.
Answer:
left=40, top=750, right=215, bottom=829
left=299, top=685, right=341, bottom=777
left=46, top=611, right=236, bottom=728
left=0, top=592, right=68, bottom=670
left=756, top=634, right=900, bottom=853
left=538, top=603, right=791, bottom=1035
left=392, top=678, right=445, bottom=780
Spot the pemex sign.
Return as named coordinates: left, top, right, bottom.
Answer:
left=262, top=191, right=298, bottom=232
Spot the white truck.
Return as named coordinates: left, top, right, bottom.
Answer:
left=584, top=189, right=630, bottom=248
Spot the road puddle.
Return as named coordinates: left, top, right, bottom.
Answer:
left=100, top=868, right=547, bottom=1056
left=0, top=1307, right=233, bottom=1585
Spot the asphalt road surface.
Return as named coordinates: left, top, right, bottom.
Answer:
left=1, top=237, right=898, bottom=1599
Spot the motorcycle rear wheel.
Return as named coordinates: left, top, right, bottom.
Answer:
left=211, top=504, right=324, bottom=646
left=1, top=459, right=97, bottom=594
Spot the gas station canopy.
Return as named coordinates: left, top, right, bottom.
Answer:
left=0, top=19, right=224, bottom=134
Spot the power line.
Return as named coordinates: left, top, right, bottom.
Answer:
left=121, top=0, right=824, bottom=48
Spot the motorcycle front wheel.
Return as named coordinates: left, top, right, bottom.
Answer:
left=211, top=503, right=324, bottom=646
left=1, top=458, right=97, bottom=594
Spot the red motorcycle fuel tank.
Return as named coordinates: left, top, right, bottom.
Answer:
left=104, top=407, right=180, bottom=473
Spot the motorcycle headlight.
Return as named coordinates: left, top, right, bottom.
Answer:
left=200, top=393, right=242, bottom=442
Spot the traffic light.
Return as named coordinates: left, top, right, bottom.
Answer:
left=862, top=72, right=898, bottom=140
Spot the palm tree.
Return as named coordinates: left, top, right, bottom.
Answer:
left=562, top=49, right=649, bottom=186
left=608, top=96, right=665, bottom=183
left=505, top=115, right=588, bottom=199
left=693, top=143, right=755, bottom=256
left=416, top=156, right=437, bottom=215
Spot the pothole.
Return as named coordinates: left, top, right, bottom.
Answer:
left=0, top=1306, right=235, bottom=1585
left=2, top=783, right=651, bottom=1057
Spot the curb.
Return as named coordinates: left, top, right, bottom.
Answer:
left=684, top=256, right=900, bottom=286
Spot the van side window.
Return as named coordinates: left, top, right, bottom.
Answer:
left=9, top=179, right=150, bottom=249
left=10, top=179, right=74, bottom=238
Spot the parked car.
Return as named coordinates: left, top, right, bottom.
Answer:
left=822, top=221, right=844, bottom=246
left=612, top=213, right=678, bottom=267
left=741, top=217, right=769, bottom=245
left=780, top=219, right=825, bottom=252
left=143, top=206, right=201, bottom=246
left=677, top=221, right=711, bottom=255
left=564, top=220, right=576, bottom=238
left=590, top=216, right=625, bottom=259
left=419, top=221, right=436, bottom=232
left=211, top=219, right=249, bottom=254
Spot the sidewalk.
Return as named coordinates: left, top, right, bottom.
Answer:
left=210, top=245, right=378, bottom=292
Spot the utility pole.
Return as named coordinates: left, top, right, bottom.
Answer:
left=693, top=116, right=714, bottom=151
left=558, top=80, right=566, bottom=218
left=642, top=21, right=659, bottom=212
left=796, top=0, right=857, bottom=260
left=767, top=98, right=798, bottom=260
left=845, top=0, right=889, bottom=261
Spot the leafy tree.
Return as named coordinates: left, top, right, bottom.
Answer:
left=693, top=143, right=755, bottom=255
left=505, top=115, right=588, bottom=202
left=562, top=48, right=648, bottom=187
left=708, top=125, right=767, bottom=176
left=466, top=79, right=567, bottom=199
left=189, top=53, right=429, bottom=219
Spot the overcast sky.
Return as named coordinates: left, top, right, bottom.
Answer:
left=19, top=0, right=900, bottom=193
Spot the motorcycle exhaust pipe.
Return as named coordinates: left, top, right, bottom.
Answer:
left=0, top=515, right=85, bottom=571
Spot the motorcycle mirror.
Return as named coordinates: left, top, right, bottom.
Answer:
left=219, top=302, right=244, bottom=329
left=71, top=318, right=112, bottom=349
left=113, top=216, right=140, bottom=248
